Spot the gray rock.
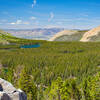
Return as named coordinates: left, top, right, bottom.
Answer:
left=10, top=89, right=27, bottom=100
left=18, top=89, right=27, bottom=100
left=0, top=92, right=11, bottom=100
left=0, top=78, right=16, bottom=94
left=0, top=84, right=3, bottom=91
left=0, top=78, right=27, bottom=100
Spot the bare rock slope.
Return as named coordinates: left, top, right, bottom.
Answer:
left=80, top=26, right=100, bottom=42
left=0, top=78, right=27, bottom=100
left=49, top=30, right=86, bottom=41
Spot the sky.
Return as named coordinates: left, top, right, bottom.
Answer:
left=0, top=0, right=100, bottom=29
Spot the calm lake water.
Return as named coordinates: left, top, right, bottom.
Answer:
left=20, top=44, right=40, bottom=48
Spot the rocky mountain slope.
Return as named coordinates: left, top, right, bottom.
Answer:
left=80, top=26, right=100, bottom=42
left=49, top=30, right=87, bottom=41
left=0, top=78, right=27, bottom=100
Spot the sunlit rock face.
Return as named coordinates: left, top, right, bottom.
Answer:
left=49, top=30, right=86, bottom=41
left=80, top=26, right=100, bottom=42
left=0, top=78, right=27, bottom=100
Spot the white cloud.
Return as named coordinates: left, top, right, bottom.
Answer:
left=10, top=20, right=22, bottom=25
left=30, top=16, right=37, bottom=20
left=10, top=22, right=16, bottom=25
left=10, top=20, right=30, bottom=25
left=48, top=12, right=54, bottom=22
left=32, top=0, right=37, bottom=8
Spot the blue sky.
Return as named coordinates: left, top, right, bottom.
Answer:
left=0, top=0, right=100, bottom=29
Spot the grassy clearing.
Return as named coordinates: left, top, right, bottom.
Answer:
left=0, top=41, right=100, bottom=84
left=0, top=33, right=100, bottom=99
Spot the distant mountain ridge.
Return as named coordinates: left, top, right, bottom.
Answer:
left=3, top=26, right=100, bottom=42
left=5, top=28, right=64, bottom=40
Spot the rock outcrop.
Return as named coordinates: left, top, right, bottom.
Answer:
left=49, top=30, right=86, bottom=41
left=80, top=26, right=100, bottom=42
left=0, top=78, right=27, bottom=100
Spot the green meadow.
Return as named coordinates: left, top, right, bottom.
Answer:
left=0, top=33, right=100, bottom=100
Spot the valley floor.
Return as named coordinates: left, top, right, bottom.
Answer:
left=0, top=40, right=100, bottom=100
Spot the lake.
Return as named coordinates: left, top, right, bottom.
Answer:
left=20, top=44, right=40, bottom=48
